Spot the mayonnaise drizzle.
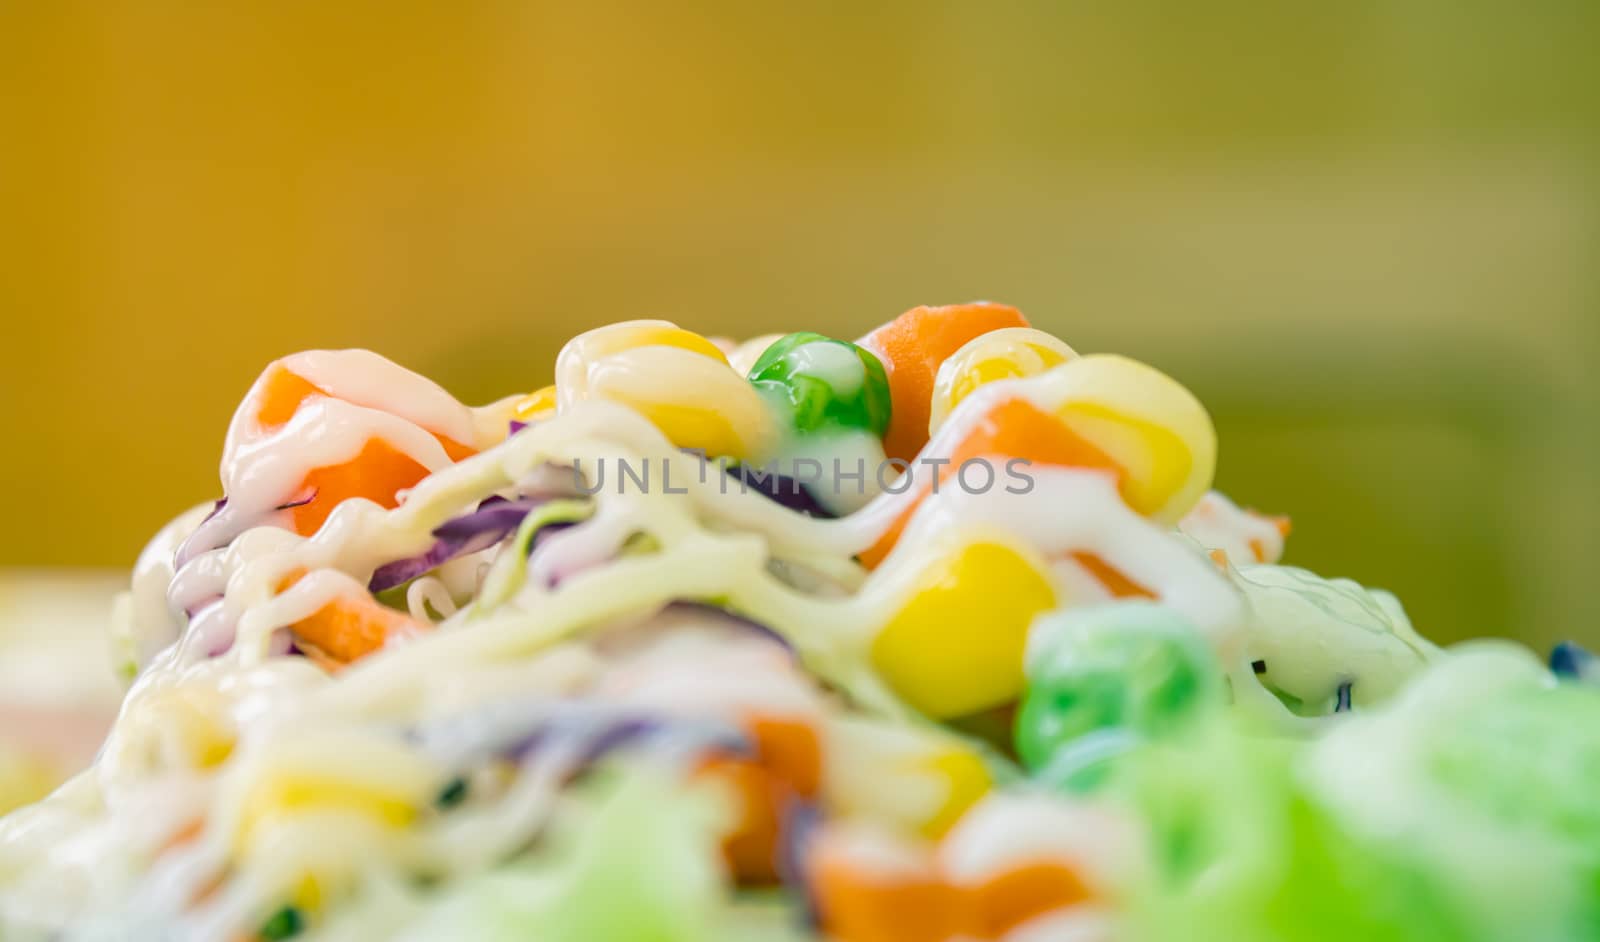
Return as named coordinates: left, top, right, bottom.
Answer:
left=3, top=345, right=1324, bottom=937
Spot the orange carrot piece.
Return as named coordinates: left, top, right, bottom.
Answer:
left=275, top=570, right=424, bottom=665
left=811, top=833, right=1094, bottom=942
left=289, top=440, right=434, bottom=537
left=435, top=435, right=478, bottom=462
left=859, top=398, right=1122, bottom=568
left=1070, top=551, right=1156, bottom=599
left=968, top=861, right=1092, bottom=937
left=254, top=361, right=477, bottom=532
left=706, top=758, right=786, bottom=882
left=256, top=363, right=329, bottom=429
left=291, top=594, right=420, bottom=665
left=810, top=842, right=971, bottom=942
left=748, top=713, right=823, bottom=798
left=862, top=302, right=1029, bottom=462
left=699, top=714, right=823, bottom=884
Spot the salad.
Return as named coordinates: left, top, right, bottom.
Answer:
left=0, top=302, right=1593, bottom=941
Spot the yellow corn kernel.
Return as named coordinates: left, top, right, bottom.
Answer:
left=293, top=873, right=324, bottom=912
left=928, top=327, right=1077, bottom=436
left=556, top=320, right=729, bottom=401
left=871, top=537, right=1058, bottom=718
left=1048, top=354, right=1216, bottom=524
left=511, top=384, right=558, bottom=423
left=551, top=320, right=776, bottom=459
left=237, top=774, right=417, bottom=852
left=145, top=687, right=236, bottom=769
left=613, top=397, right=752, bottom=459
left=821, top=717, right=992, bottom=838
left=916, top=745, right=992, bottom=838
left=609, top=324, right=730, bottom=364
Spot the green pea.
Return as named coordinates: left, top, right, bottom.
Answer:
left=435, top=776, right=468, bottom=808
left=747, top=332, right=891, bottom=438
left=1016, top=602, right=1221, bottom=781
left=259, top=905, right=304, bottom=940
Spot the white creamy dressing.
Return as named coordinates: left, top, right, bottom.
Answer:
left=1229, top=562, right=1438, bottom=711
left=283, top=350, right=479, bottom=448
left=938, top=793, right=1139, bottom=886
left=180, top=349, right=485, bottom=574
left=725, top=333, right=784, bottom=376
left=114, top=502, right=216, bottom=672
left=778, top=428, right=889, bottom=516
left=785, top=340, right=865, bottom=395
left=1177, top=490, right=1285, bottom=565
left=403, top=577, right=458, bottom=622
left=593, top=614, right=822, bottom=720
left=3, top=345, right=1333, bottom=937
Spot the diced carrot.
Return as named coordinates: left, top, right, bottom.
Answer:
left=1070, top=551, right=1155, bottom=599
left=436, top=436, right=477, bottom=462
left=859, top=398, right=1122, bottom=568
left=295, top=643, right=347, bottom=674
left=252, top=362, right=477, bottom=534
left=289, top=440, right=434, bottom=537
left=704, top=757, right=785, bottom=882
left=950, top=398, right=1123, bottom=475
left=861, top=303, right=1029, bottom=462
left=809, top=828, right=1094, bottom=942
left=1244, top=513, right=1289, bottom=562
left=967, top=861, right=1092, bottom=937
left=1208, top=548, right=1230, bottom=570
left=292, top=595, right=420, bottom=665
left=256, top=363, right=329, bottom=429
left=698, top=713, right=823, bottom=884
left=256, top=362, right=475, bottom=454
left=748, top=713, right=823, bottom=798
left=275, top=570, right=424, bottom=665
left=810, top=839, right=972, bottom=942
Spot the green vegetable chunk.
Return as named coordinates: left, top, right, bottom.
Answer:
left=259, top=905, right=304, bottom=940
left=747, top=332, right=891, bottom=438
left=1016, top=602, right=1221, bottom=789
left=435, top=776, right=469, bottom=808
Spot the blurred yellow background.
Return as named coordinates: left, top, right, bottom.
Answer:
left=1, top=1, right=1596, bottom=658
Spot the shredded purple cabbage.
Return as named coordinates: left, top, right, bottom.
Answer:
left=173, top=498, right=229, bottom=570
left=570, top=715, right=662, bottom=766
left=199, top=497, right=228, bottom=524
left=174, top=490, right=316, bottom=571
left=274, top=488, right=317, bottom=511
left=723, top=467, right=836, bottom=519
left=414, top=700, right=748, bottom=775
left=662, top=600, right=794, bottom=655
left=368, top=496, right=548, bottom=592
left=777, top=800, right=824, bottom=927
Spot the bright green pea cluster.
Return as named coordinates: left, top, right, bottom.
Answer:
left=1016, top=602, right=1222, bottom=791
left=746, top=332, right=892, bottom=438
